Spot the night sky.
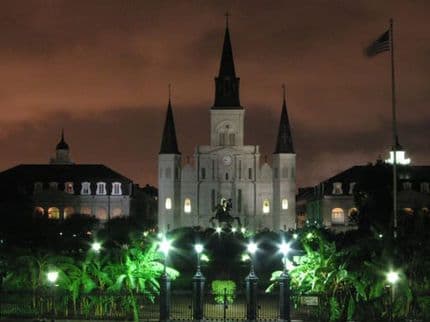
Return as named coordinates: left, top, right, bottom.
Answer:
left=1, top=1, right=430, bottom=188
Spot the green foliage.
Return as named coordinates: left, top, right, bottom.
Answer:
left=211, top=280, right=236, bottom=304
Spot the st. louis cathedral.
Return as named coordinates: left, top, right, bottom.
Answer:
left=158, top=23, right=296, bottom=232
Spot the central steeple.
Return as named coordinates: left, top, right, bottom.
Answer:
left=213, top=15, right=241, bottom=109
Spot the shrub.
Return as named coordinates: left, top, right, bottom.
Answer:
left=211, top=280, right=236, bottom=304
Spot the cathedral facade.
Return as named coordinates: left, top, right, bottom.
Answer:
left=158, top=24, right=296, bottom=232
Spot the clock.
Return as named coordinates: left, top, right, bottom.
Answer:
left=222, top=155, right=232, bottom=166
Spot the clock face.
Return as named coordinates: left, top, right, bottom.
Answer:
left=223, top=155, right=232, bottom=166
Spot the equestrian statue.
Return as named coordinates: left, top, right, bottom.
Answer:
left=209, top=198, right=242, bottom=228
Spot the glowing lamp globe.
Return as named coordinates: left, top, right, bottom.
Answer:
left=91, top=241, right=102, bottom=253
left=215, top=227, right=222, bottom=234
left=159, top=239, right=172, bottom=255
left=194, top=244, right=204, bottom=254
left=47, top=271, right=59, bottom=283
left=279, top=242, right=291, bottom=256
left=247, top=242, right=257, bottom=254
left=387, top=271, right=400, bottom=284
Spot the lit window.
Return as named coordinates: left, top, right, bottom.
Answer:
left=34, top=182, right=43, bottom=192
left=165, top=198, right=172, bottom=210
left=421, top=182, right=430, bottom=193
left=403, top=182, right=412, bottom=191
left=332, top=182, right=343, bottom=195
left=184, top=198, right=191, bottom=213
left=65, top=182, right=74, bottom=194
left=331, top=208, right=345, bottom=224
left=112, top=182, right=122, bottom=195
left=64, top=207, right=75, bottom=219
left=34, top=207, right=44, bottom=216
left=96, top=182, right=107, bottom=195
left=81, top=182, right=91, bottom=195
left=111, top=208, right=122, bottom=218
left=403, top=208, right=414, bottom=215
left=262, top=199, right=270, bottom=214
left=96, top=207, right=108, bottom=221
left=80, top=207, right=92, bottom=216
left=48, top=207, right=60, bottom=219
left=49, top=182, right=58, bottom=190
left=282, top=198, right=288, bottom=210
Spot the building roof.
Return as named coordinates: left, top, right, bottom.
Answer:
left=274, top=89, right=294, bottom=154
left=0, top=164, right=133, bottom=184
left=159, top=99, right=180, bottom=154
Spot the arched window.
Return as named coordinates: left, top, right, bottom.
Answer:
left=111, top=208, right=122, bottom=218
left=48, top=207, right=60, bottom=220
left=165, top=198, right=172, bottom=210
left=80, top=207, right=92, bottom=216
left=331, top=208, right=345, bottom=224
left=64, top=207, right=75, bottom=219
left=348, top=208, right=359, bottom=224
left=228, top=133, right=235, bottom=145
left=184, top=198, right=191, bottom=213
left=262, top=199, right=270, bottom=214
left=282, top=199, right=289, bottom=210
left=96, top=207, right=108, bottom=221
left=34, top=207, right=44, bottom=216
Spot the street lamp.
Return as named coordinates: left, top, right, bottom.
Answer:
left=47, top=271, right=59, bottom=322
left=245, top=241, right=258, bottom=321
left=91, top=241, right=102, bottom=253
left=215, top=226, right=222, bottom=234
left=193, top=243, right=205, bottom=320
left=278, top=242, right=292, bottom=322
left=386, top=270, right=400, bottom=322
left=158, top=238, right=172, bottom=322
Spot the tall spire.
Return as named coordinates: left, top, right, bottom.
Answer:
left=274, top=85, right=294, bottom=154
left=160, top=86, right=180, bottom=154
left=56, top=128, right=69, bottom=150
left=213, top=13, right=241, bottom=109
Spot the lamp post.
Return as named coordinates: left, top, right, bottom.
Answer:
left=386, top=271, right=399, bottom=322
left=278, top=242, right=291, bottom=322
left=159, top=238, right=171, bottom=322
left=245, top=242, right=258, bottom=321
left=193, top=244, right=205, bottom=321
left=47, top=271, right=59, bottom=322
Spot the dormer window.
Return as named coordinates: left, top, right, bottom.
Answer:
left=96, top=182, right=107, bottom=195
left=332, top=182, right=343, bottom=195
left=420, top=182, right=429, bottom=193
left=65, top=182, right=74, bottom=194
left=112, top=182, right=122, bottom=195
left=34, top=182, right=43, bottom=192
left=403, top=182, right=412, bottom=191
left=349, top=182, right=356, bottom=195
left=81, top=182, right=91, bottom=195
left=49, top=182, right=58, bottom=190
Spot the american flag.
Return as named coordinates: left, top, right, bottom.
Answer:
left=366, top=30, right=390, bottom=57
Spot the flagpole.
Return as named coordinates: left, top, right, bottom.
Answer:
left=390, top=18, right=398, bottom=239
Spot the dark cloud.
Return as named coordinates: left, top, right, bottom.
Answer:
left=0, top=0, right=430, bottom=188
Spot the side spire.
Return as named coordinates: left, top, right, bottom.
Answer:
left=160, top=85, right=180, bottom=154
left=274, top=84, right=294, bottom=154
left=56, top=128, right=69, bottom=150
left=213, top=13, right=241, bottom=109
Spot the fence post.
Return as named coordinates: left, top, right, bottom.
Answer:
left=160, top=273, right=171, bottom=322
left=245, top=270, right=258, bottom=321
left=278, top=271, right=291, bottom=322
left=192, top=270, right=205, bottom=320
left=223, top=288, right=227, bottom=322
